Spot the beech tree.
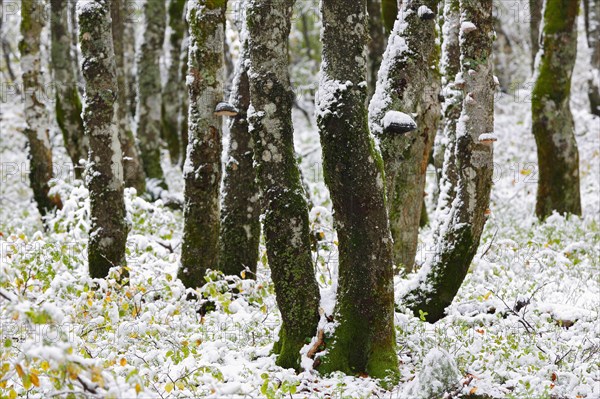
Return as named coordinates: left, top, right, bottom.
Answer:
left=583, top=0, right=600, bottom=116
left=532, top=0, right=581, bottom=219
left=78, top=0, right=128, bottom=278
left=367, top=0, right=386, bottom=98
left=401, top=0, right=495, bottom=322
left=179, top=0, right=227, bottom=288
left=316, top=0, right=398, bottom=380
left=246, top=0, right=320, bottom=370
left=369, top=0, right=441, bottom=273
left=529, top=0, right=543, bottom=70
left=50, top=0, right=87, bottom=179
left=20, top=0, right=62, bottom=216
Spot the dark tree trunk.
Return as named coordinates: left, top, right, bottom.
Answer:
left=179, top=32, right=189, bottom=170
left=316, top=0, right=399, bottom=381
left=529, top=0, right=543, bottom=71
left=583, top=0, right=600, bottom=116
left=401, top=0, right=495, bottom=323
left=246, top=0, right=320, bottom=371
left=367, top=0, right=386, bottom=98
left=532, top=0, right=581, bottom=219
left=382, top=0, right=398, bottom=33
left=79, top=0, right=128, bottom=278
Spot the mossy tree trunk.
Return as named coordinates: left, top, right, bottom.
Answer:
left=246, top=0, right=320, bottom=371
left=20, top=0, right=62, bottom=217
left=584, top=0, right=600, bottom=116
left=369, top=0, right=441, bottom=273
left=219, top=11, right=260, bottom=277
left=179, top=0, right=227, bottom=288
left=111, top=0, right=146, bottom=194
left=401, top=0, right=495, bottom=323
left=50, top=0, right=88, bottom=179
left=532, top=0, right=581, bottom=219
left=161, top=0, right=187, bottom=165
left=136, top=0, right=167, bottom=189
left=316, top=0, right=398, bottom=380
left=381, top=0, right=398, bottom=33
left=529, top=0, right=543, bottom=71
left=367, top=0, right=386, bottom=98
left=79, top=0, right=128, bottom=278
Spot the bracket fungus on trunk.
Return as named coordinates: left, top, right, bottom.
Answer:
left=382, top=111, right=418, bottom=135
left=214, top=102, right=239, bottom=117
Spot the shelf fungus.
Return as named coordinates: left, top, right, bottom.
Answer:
left=214, top=102, right=239, bottom=117
left=382, top=111, right=417, bottom=135
left=478, top=133, right=498, bottom=145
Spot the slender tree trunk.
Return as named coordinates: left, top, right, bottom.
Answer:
left=79, top=0, right=128, bottom=278
left=367, top=0, right=386, bottom=98
left=369, top=0, right=441, bottom=273
left=112, top=0, right=146, bottom=193
left=246, top=0, right=320, bottom=371
left=316, top=0, right=398, bottom=380
left=69, top=0, right=82, bottom=88
left=161, top=0, right=186, bottom=165
left=136, top=0, right=167, bottom=189
left=179, top=0, right=227, bottom=288
left=382, top=0, right=398, bottom=33
left=20, top=0, right=62, bottom=217
left=50, top=0, right=87, bottom=179
left=532, top=0, right=581, bottom=219
left=584, top=0, right=600, bottom=116
left=219, top=13, right=261, bottom=277
left=529, top=0, right=543, bottom=71
left=179, top=32, right=189, bottom=170
left=401, top=0, right=495, bottom=323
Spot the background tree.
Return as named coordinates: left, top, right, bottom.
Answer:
left=583, top=0, right=600, bottom=116
left=381, top=0, right=398, bottom=33
left=136, top=0, right=167, bottom=190
left=20, top=0, right=62, bottom=217
left=50, top=0, right=87, bottom=179
left=367, top=0, right=386, bottom=98
left=112, top=0, right=146, bottom=193
left=79, top=0, right=128, bottom=278
left=179, top=32, right=190, bottom=169
left=401, top=0, right=495, bottom=322
left=219, top=9, right=261, bottom=277
left=369, top=0, right=441, bottom=273
left=179, top=0, right=227, bottom=288
left=529, top=0, right=543, bottom=71
left=532, top=0, right=581, bottom=219
left=246, top=0, right=320, bottom=370
left=316, top=0, right=398, bottom=380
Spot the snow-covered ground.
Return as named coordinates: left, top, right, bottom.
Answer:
left=1, top=7, right=599, bottom=399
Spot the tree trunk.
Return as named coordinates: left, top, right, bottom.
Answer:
left=219, top=13, right=261, bottom=277
left=316, top=0, right=398, bottom=380
left=584, top=0, right=600, bottom=116
left=50, top=0, right=88, bottom=179
left=136, top=0, right=167, bottom=189
left=382, top=0, right=398, bottom=33
left=529, top=0, right=543, bottom=71
left=532, top=0, right=581, bottom=219
left=179, top=0, right=227, bottom=288
left=367, top=0, right=386, bottom=98
left=368, top=0, right=441, bottom=273
left=20, top=0, right=62, bottom=217
left=246, top=0, right=320, bottom=371
left=179, top=32, right=189, bottom=170
left=112, top=0, right=146, bottom=194
left=78, top=0, right=128, bottom=278
left=401, top=0, right=495, bottom=323
left=161, top=0, right=186, bottom=165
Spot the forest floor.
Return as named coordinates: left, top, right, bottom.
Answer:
left=1, top=17, right=599, bottom=399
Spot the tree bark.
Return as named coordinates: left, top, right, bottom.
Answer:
left=382, top=0, right=398, bottom=33
left=161, top=0, right=187, bottom=165
left=532, top=0, right=581, bottom=219
left=20, top=0, right=62, bottom=217
left=246, top=0, right=320, bottom=371
left=111, top=0, right=146, bottom=194
left=179, top=0, right=227, bottom=288
left=367, top=0, right=386, bottom=98
left=583, top=0, right=600, bottom=116
left=179, top=32, right=189, bottom=170
left=219, top=12, right=261, bottom=277
left=316, top=0, right=399, bottom=380
left=50, top=0, right=88, bottom=179
left=78, top=0, right=128, bottom=278
left=368, top=0, right=441, bottom=273
left=136, top=0, right=167, bottom=189
left=401, top=0, right=495, bottom=323
left=529, top=0, right=543, bottom=71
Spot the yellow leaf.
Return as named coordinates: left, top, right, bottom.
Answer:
left=241, top=271, right=246, bottom=279
left=9, top=388, right=17, bottom=399
left=165, top=382, right=174, bottom=392
left=483, top=291, right=492, bottom=300
left=135, top=383, right=142, bottom=393
left=30, top=373, right=40, bottom=387
left=15, top=364, right=24, bottom=378
left=92, top=367, right=104, bottom=387
left=0, top=381, right=7, bottom=388
left=470, top=387, right=478, bottom=395
left=40, top=361, right=50, bottom=371
left=120, top=357, right=127, bottom=366
left=175, top=381, right=185, bottom=390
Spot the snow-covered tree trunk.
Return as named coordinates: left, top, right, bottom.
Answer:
left=532, top=0, right=581, bottom=219
left=367, top=0, right=386, bottom=98
left=246, top=0, right=319, bottom=370
left=529, top=0, right=543, bottom=71
left=179, top=0, right=227, bottom=288
left=20, top=0, right=62, bottom=216
left=161, top=0, right=186, bottom=165
left=50, top=0, right=87, bottom=179
left=401, top=0, right=495, bottom=323
left=368, top=0, right=441, bottom=273
left=78, top=0, right=128, bottom=278
left=584, top=0, right=600, bottom=116
left=112, top=0, right=146, bottom=194
left=136, top=0, right=167, bottom=189
left=219, top=11, right=260, bottom=277
left=316, top=0, right=398, bottom=380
